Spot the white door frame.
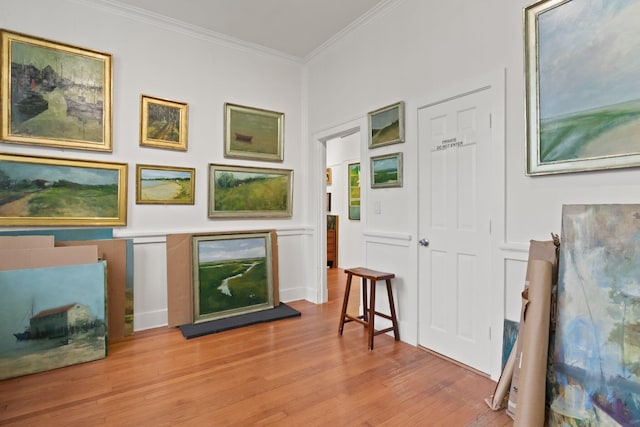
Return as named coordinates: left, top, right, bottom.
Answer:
left=311, top=117, right=367, bottom=304
left=416, top=69, right=506, bottom=379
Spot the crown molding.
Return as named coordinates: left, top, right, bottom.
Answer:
left=72, top=0, right=304, bottom=64
left=304, top=0, right=404, bottom=62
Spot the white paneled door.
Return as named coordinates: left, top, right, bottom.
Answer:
left=417, top=87, right=492, bottom=373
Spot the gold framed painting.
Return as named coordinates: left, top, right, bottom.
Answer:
left=224, top=103, right=284, bottom=161
left=136, top=164, right=195, bottom=204
left=140, top=94, right=188, bottom=151
left=368, top=101, right=405, bottom=149
left=0, top=153, right=127, bottom=226
left=0, top=30, right=113, bottom=151
left=208, top=164, right=293, bottom=218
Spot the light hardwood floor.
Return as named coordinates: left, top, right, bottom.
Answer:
left=0, top=268, right=513, bottom=426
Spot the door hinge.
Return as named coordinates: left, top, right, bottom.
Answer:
left=489, top=327, right=492, bottom=341
left=489, top=113, right=492, bottom=129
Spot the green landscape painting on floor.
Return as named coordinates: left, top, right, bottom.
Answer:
left=192, top=232, right=275, bottom=323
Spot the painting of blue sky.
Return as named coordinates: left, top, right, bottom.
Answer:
left=536, top=0, right=640, bottom=163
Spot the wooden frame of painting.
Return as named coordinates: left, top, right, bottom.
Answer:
left=0, top=29, right=113, bottom=151
left=224, top=103, right=284, bottom=161
left=525, top=0, right=640, bottom=175
left=135, top=164, right=195, bottom=205
left=192, top=230, right=278, bottom=323
left=348, top=162, right=360, bottom=220
left=208, top=164, right=293, bottom=218
left=370, top=152, right=403, bottom=188
left=0, top=153, right=127, bottom=226
left=368, top=101, right=405, bottom=149
left=139, top=94, right=188, bottom=151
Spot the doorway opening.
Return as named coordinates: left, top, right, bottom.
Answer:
left=325, top=131, right=362, bottom=271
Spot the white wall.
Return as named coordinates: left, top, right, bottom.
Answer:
left=326, top=133, right=362, bottom=269
left=0, top=0, right=312, bottom=331
left=306, top=0, right=640, bottom=379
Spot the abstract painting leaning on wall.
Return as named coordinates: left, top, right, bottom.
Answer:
left=549, top=204, right=640, bottom=426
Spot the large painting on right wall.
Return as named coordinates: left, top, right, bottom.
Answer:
left=549, top=204, right=640, bottom=426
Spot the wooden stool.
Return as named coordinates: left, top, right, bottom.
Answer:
left=338, top=267, right=400, bottom=350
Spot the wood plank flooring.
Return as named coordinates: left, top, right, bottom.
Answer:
left=0, top=268, right=513, bottom=426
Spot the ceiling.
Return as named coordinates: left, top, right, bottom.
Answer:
left=108, top=0, right=389, bottom=60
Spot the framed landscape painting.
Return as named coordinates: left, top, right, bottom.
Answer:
left=525, top=0, right=640, bottom=175
left=368, top=101, right=405, bottom=149
left=140, top=95, right=188, bottom=151
left=224, top=103, right=284, bottom=161
left=192, top=231, right=277, bottom=323
left=370, top=152, right=403, bottom=188
left=208, top=164, right=292, bottom=218
left=0, top=30, right=112, bottom=151
left=136, top=164, right=195, bottom=204
left=0, top=153, right=127, bottom=226
left=348, top=162, right=360, bottom=220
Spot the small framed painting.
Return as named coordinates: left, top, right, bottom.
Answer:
left=140, top=95, right=188, bottom=151
left=224, top=103, right=284, bottom=161
left=208, top=164, right=293, bottom=218
left=370, top=152, right=403, bottom=189
left=368, top=101, right=405, bottom=149
left=348, top=162, right=360, bottom=220
left=0, top=30, right=113, bottom=151
left=192, top=230, right=278, bottom=323
left=136, top=164, right=195, bottom=204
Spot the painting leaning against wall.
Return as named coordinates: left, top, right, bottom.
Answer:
left=192, top=231, right=277, bottom=323
left=0, top=262, right=107, bottom=380
left=548, top=204, right=640, bottom=425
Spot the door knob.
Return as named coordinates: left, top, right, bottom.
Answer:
left=419, top=238, right=430, bottom=247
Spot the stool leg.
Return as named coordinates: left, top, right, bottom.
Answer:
left=368, top=279, right=376, bottom=350
left=338, top=273, right=353, bottom=335
left=361, top=277, right=368, bottom=322
left=386, top=279, right=400, bottom=341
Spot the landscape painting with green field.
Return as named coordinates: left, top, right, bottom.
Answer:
left=0, top=154, right=125, bottom=226
left=193, top=234, right=274, bottom=322
left=530, top=0, right=640, bottom=173
left=209, top=165, right=292, bottom=217
left=369, top=102, right=404, bottom=148
left=371, top=153, right=402, bottom=188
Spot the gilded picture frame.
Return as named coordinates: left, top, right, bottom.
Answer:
left=136, top=164, right=195, bottom=205
left=140, top=94, right=188, bottom=151
left=368, top=101, right=405, bottom=149
left=0, top=29, right=113, bottom=151
left=370, top=152, right=403, bottom=189
left=208, top=164, right=293, bottom=218
left=0, top=153, right=127, bottom=226
left=525, top=0, right=640, bottom=175
left=224, top=103, right=284, bottom=161
left=192, top=230, right=278, bottom=323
